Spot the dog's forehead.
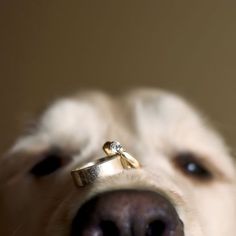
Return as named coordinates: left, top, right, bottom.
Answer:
left=11, top=89, right=231, bottom=165
left=38, top=90, right=203, bottom=144
left=42, top=89, right=199, bottom=132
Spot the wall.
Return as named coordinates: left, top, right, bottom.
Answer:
left=1, top=1, right=236, bottom=154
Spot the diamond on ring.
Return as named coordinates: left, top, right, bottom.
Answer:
left=109, top=141, right=124, bottom=154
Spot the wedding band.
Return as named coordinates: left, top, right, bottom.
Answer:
left=71, top=155, right=124, bottom=187
left=71, top=141, right=141, bottom=187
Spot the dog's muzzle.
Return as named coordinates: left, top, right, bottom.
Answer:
left=71, top=189, right=184, bottom=236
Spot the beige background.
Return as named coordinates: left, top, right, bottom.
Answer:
left=1, top=1, right=236, bottom=154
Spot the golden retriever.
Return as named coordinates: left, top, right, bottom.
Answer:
left=0, top=89, right=235, bottom=236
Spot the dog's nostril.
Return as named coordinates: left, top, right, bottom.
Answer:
left=146, top=220, right=166, bottom=236
left=100, top=220, right=119, bottom=236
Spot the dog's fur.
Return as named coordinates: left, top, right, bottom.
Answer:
left=0, top=89, right=235, bottom=236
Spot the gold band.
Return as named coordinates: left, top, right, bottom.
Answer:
left=71, top=141, right=141, bottom=187
left=71, top=155, right=124, bottom=187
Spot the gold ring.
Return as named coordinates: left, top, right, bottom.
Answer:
left=103, top=141, right=140, bottom=169
left=71, top=141, right=140, bottom=187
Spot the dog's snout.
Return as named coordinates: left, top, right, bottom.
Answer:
left=71, top=190, right=184, bottom=236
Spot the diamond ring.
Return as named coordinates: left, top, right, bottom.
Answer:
left=71, top=141, right=141, bottom=187
left=103, top=141, right=140, bottom=169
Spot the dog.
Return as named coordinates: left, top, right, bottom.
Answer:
left=0, top=89, right=235, bottom=236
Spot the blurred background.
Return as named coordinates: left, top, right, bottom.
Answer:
left=1, top=1, right=236, bottom=154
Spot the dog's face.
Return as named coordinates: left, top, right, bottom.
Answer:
left=0, top=89, right=235, bottom=236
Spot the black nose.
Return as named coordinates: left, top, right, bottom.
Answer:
left=71, top=190, right=184, bottom=236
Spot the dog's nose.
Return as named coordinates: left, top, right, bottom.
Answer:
left=71, top=190, right=184, bottom=236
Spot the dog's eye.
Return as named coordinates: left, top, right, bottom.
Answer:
left=174, top=152, right=213, bottom=181
left=30, top=151, right=66, bottom=177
